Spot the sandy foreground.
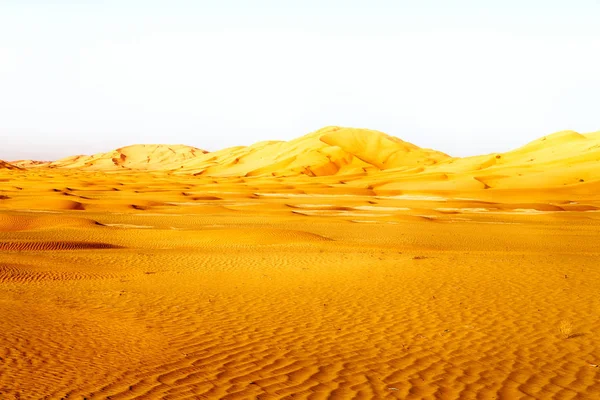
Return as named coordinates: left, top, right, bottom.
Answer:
left=1, top=169, right=600, bottom=399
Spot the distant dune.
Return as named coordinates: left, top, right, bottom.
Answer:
left=0, top=160, right=20, bottom=170
left=2, top=127, right=600, bottom=399
left=175, top=126, right=450, bottom=177
left=367, top=129, right=600, bottom=191
left=5, top=126, right=600, bottom=190
left=10, top=160, right=49, bottom=168
left=47, top=144, right=208, bottom=171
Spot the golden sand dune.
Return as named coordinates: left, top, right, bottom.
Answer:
left=1, top=129, right=600, bottom=399
left=343, top=128, right=600, bottom=192
left=320, top=127, right=449, bottom=169
left=0, top=159, right=20, bottom=170
left=177, top=127, right=383, bottom=177
left=176, top=127, right=449, bottom=177
left=32, top=127, right=448, bottom=177
left=48, top=144, right=207, bottom=171
left=10, top=160, right=49, bottom=168
left=453, top=130, right=600, bottom=189
left=14, top=126, right=599, bottom=192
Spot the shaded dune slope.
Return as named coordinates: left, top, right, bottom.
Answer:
left=0, top=160, right=20, bottom=170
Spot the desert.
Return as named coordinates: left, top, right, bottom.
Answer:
left=1, top=127, right=600, bottom=399
left=3, top=1, right=600, bottom=398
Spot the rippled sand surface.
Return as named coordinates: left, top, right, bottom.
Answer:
left=1, top=168, right=600, bottom=399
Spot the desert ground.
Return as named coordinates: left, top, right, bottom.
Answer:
left=1, top=127, right=600, bottom=399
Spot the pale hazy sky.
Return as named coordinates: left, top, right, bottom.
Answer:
left=0, top=1, right=599, bottom=160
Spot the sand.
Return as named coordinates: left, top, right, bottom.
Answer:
left=0, top=160, right=21, bottom=170
left=24, top=127, right=600, bottom=192
left=1, top=128, right=600, bottom=399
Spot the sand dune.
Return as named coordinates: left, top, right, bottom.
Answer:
left=0, top=159, right=20, bottom=170
left=48, top=144, right=207, bottom=171
left=9, top=160, right=49, bottom=168
left=319, top=127, right=449, bottom=169
left=2, top=128, right=600, bottom=399
left=7, top=126, right=599, bottom=192
left=36, top=127, right=449, bottom=178
left=373, top=129, right=600, bottom=191
left=176, top=127, right=387, bottom=177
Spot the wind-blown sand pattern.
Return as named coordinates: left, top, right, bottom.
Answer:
left=2, top=127, right=600, bottom=399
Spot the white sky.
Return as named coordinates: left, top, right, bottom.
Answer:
left=1, top=0, right=599, bottom=160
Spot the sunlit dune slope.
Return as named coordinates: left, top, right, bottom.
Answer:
left=48, top=144, right=207, bottom=171
left=2, top=148, right=600, bottom=399
left=9, top=160, right=49, bottom=168
left=177, top=129, right=374, bottom=177
left=468, top=130, right=598, bottom=187
left=353, top=129, right=600, bottom=192
left=320, top=127, right=448, bottom=169
left=468, top=130, right=600, bottom=189
left=7, top=126, right=600, bottom=191
left=30, top=127, right=447, bottom=177
left=177, top=126, right=449, bottom=177
left=586, top=130, right=600, bottom=140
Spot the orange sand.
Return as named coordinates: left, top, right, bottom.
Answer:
left=1, top=128, right=600, bottom=399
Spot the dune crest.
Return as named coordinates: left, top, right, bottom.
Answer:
left=157, top=126, right=450, bottom=177
left=2, top=136, right=600, bottom=399
left=0, top=160, right=20, bottom=170
left=319, top=126, right=449, bottom=169
left=10, top=160, right=50, bottom=168
left=48, top=144, right=208, bottom=171
left=5, top=127, right=600, bottom=190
